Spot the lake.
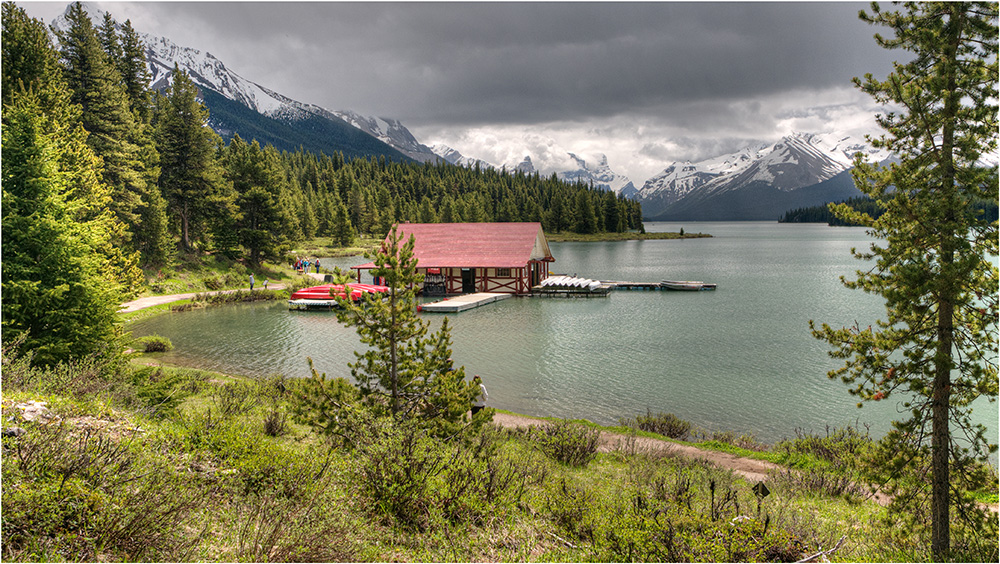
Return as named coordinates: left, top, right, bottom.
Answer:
left=129, top=222, right=998, bottom=446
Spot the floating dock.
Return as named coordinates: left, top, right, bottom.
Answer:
left=419, top=292, right=512, bottom=313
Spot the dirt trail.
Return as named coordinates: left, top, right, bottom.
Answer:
left=119, top=284, right=288, bottom=313
left=491, top=412, right=781, bottom=483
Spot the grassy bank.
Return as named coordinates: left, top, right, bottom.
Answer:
left=3, top=349, right=996, bottom=562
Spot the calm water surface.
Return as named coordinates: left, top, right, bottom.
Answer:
left=131, top=222, right=998, bottom=445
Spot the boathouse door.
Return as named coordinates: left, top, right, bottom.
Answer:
left=461, top=268, right=476, bottom=293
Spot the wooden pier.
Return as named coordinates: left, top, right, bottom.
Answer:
left=418, top=292, right=512, bottom=313
left=608, top=281, right=665, bottom=291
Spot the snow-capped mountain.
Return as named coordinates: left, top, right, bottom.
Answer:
left=332, top=111, right=440, bottom=163
left=54, top=4, right=432, bottom=163
left=558, top=153, right=638, bottom=198
left=431, top=144, right=496, bottom=170
left=638, top=132, right=890, bottom=220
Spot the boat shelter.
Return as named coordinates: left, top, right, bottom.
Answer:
left=353, top=222, right=554, bottom=295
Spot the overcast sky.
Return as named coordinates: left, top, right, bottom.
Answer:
left=20, top=1, right=900, bottom=183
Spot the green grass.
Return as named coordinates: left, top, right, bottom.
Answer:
left=4, top=351, right=996, bottom=562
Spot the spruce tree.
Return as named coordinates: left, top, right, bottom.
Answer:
left=811, top=3, right=998, bottom=559
left=57, top=2, right=148, bottom=248
left=154, top=66, right=234, bottom=252
left=297, top=225, right=489, bottom=437
left=2, top=4, right=141, bottom=364
left=222, top=137, right=295, bottom=265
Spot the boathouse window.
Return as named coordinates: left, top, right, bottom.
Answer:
left=496, top=268, right=511, bottom=277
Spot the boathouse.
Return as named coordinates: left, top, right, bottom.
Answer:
left=353, top=222, right=554, bottom=296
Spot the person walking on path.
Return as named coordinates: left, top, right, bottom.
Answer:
left=249, top=274, right=255, bottom=291
left=263, top=278, right=269, bottom=290
left=315, top=259, right=321, bottom=273
left=472, top=376, right=488, bottom=415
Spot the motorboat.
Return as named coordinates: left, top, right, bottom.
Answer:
left=662, top=280, right=717, bottom=291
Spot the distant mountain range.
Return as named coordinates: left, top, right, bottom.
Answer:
left=52, top=4, right=890, bottom=221
left=637, top=132, right=891, bottom=220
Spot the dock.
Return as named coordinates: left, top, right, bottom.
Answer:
left=419, top=292, right=512, bottom=313
left=608, top=282, right=664, bottom=291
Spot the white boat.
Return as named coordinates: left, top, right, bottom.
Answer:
left=662, top=280, right=716, bottom=291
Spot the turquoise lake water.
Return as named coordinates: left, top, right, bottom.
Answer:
left=129, top=222, right=998, bottom=446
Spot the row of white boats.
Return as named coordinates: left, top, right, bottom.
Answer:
left=538, top=276, right=717, bottom=292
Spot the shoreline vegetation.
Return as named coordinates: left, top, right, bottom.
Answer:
left=128, top=229, right=708, bottom=301
left=4, top=350, right=996, bottom=562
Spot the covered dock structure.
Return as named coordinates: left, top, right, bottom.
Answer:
left=353, top=222, right=555, bottom=296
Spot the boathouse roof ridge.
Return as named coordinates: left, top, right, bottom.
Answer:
left=356, top=222, right=554, bottom=269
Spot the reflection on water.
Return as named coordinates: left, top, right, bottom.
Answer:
left=130, top=222, right=997, bottom=446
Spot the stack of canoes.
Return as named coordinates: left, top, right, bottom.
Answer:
left=288, top=283, right=389, bottom=310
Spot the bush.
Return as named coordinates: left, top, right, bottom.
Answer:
left=135, top=335, right=173, bottom=353
left=531, top=420, right=600, bottom=467
left=774, top=424, right=873, bottom=468
left=131, top=366, right=185, bottom=418
left=202, top=275, right=224, bottom=290
left=1, top=423, right=207, bottom=561
left=620, top=410, right=693, bottom=440
left=351, top=415, right=446, bottom=530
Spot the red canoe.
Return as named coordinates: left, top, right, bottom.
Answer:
left=290, top=283, right=390, bottom=301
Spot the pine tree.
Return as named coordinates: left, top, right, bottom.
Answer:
left=154, top=66, right=234, bottom=252
left=2, top=3, right=141, bottom=364
left=306, top=225, right=490, bottom=436
left=811, top=3, right=998, bottom=559
left=222, top=136, right=294, bottom=265
left=116, top=19, right=152, bottom=122
left=331, top=197, right=355, bottom=246
left=57, top=2, right=148, bottom=249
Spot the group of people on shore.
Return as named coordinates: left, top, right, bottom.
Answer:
left=294, top=257, right=321, bottom=274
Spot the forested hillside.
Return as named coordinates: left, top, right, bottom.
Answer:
left=780, top=196, right=999, bottom=226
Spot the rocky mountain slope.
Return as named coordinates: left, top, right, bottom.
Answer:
left=638, top=132, right=890, bottom=220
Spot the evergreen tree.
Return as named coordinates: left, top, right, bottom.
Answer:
left=116, top=20, right=152, bottom=122
left=574, top=189, right=598, bottom=234
left=331, top=197, right=355, bottom=246
left=330, top=225, right=489, bottom=435
left=57, top=2, right=148, bottom=249
left=2, top=4, right=141, bottom=364
left=811, top=3, right=998, bottom=559
left=222, top=137, right=294, bottom=265
left=154, top=66, right=234, bottom=252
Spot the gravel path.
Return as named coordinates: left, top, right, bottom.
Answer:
left=118, top=284, right=288, bottom=313
left=491, top=412, right=781, bottom=483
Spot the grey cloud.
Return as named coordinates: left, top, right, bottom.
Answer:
left=86, top=2, right=896, bottom=128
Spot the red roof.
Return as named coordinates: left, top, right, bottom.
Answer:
left=355, top=222, right=554, bottom=269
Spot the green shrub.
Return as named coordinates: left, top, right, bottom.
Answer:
left=531, top=420, right=600, bottom=467
left=131, top=366, right=185, bottom=418
left=1, top=423, right=208, bottom=562
left=202, top=275, right=224, bottom=290
left=774, top=425, right=873, bottom=468
left=620, top=410, right=693, bottom=440
left=135, top=334, right=174, bottom=353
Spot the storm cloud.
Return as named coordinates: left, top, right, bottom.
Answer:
left=22, top=1, right=900, bottom=182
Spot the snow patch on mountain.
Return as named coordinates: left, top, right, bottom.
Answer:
left=638, top=131, right=890, bottom=211
left=332, top=111, right=440, bottom=162
left=431, top=144, right=496, bottom=169
left=558, top=153, right=637, bottom=197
